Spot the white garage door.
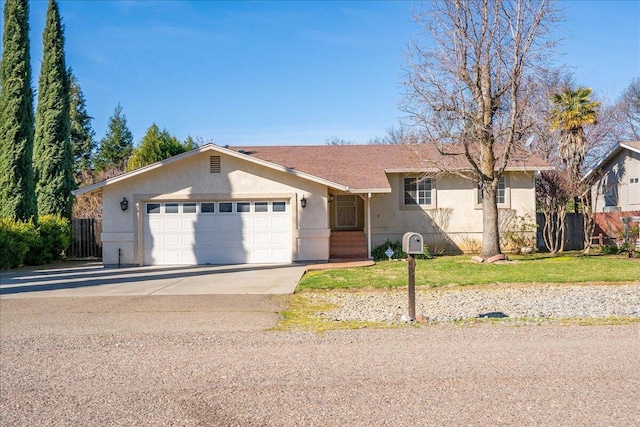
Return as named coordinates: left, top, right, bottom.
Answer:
left=143, top=201, right=291, bottom=265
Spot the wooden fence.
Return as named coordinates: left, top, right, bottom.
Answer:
left=536, top=212, right=584, bottom=251
left=68, top=218, right=102, bottom=259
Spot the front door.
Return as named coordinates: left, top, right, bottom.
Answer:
left=335, top=195, right=357, bottom=228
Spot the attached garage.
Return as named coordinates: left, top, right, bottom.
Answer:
left=143, top=200, right=291, bottom=265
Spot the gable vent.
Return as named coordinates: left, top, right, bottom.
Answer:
left=210, top=156, right=221, bottom=173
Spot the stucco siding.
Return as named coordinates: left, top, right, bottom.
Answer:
left=101, top=151, right=330, bottom=265
left=592, top=148, right=640, bottom=212
left=369, top=172, right=536, bottom=253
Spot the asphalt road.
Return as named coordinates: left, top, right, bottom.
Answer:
left=1, top=295, right=638, bottom=426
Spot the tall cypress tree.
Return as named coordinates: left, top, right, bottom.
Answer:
left=33, top=0, right=74, bottom=219
left=0, top=0, right=37, bottom=220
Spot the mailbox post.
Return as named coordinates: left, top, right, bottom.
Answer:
left=402, top=232, right=424, bottom=321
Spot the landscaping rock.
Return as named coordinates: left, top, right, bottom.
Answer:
left=312, top=283, right=640, bottom=324
left=486, top=254, right=507, bottom=263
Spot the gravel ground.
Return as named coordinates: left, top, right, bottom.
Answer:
left=1, top=286, right=639, bottom=426
left=312, top=283, right=640, bottom=323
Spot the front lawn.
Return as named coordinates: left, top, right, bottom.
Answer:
left=298, top=252, right=640, bottom=290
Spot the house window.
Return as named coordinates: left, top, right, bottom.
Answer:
left=201, top=203, right=215, bottom=213
left=236, top=202, right=251, bottom=213
left=478, top=176, right=506, bottom=204
left=146, top=203, right=161, bottom=214
left=219, top=202, right=233, bottom=213
left=273, top=202, right=286, bottom=212
left=404, top=177, right=432, bottom=205
left=604, top=185, right=617, bottom=207
left=165, top=203, right=179, bottom=214
left=183, top=202, right=197, bottom=213
left=254, top=202, right=268, bottom=212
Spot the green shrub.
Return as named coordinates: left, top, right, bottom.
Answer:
left=0, top=218, right=38, bottom=269
left=25, top=215, right=71, bottom=265
left=371, top=239, right=430, bottom=261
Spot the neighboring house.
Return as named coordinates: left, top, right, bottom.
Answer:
left=585, top=141, right=640, bottom=213
left=584, top=141, right=640, bottom=246
left=73, top=144, right=550, bottom=266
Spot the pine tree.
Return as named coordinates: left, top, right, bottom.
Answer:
left=93, top=104, right=133, bottom=172
left=126, top=124, right=194, bottom=171
left=68, top=69, right=95, bottom=177
left=33, top=0, right=74, bottom=219
left=0, top=0, right=37, bottom=220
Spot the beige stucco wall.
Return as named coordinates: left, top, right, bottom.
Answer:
left=101, top=150, right=330, bottom=265
left=368, top=171, right=536, bottom=253
left=592, top=148, right=640, bottom=212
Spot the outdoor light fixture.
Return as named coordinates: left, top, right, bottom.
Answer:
left=300, top=196, right=307, bottom=209
left=120, top=197, right=129, bottom=211
left=329, top=195, right=334, bottom=203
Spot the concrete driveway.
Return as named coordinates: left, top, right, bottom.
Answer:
left=0, top=262, right=307, bottom=298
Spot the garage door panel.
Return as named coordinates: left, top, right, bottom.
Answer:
left=271, top=217, right=288, bottom=229
left=163, top=218, right=181, bottom=230
left=253, top=217, right=271, bottom=230
left=253, top=248, right=272, bottom=263
left=182, top=234, right=195, bottom=246
left=181, top=217, right=196, bottom=231
left=144, top=201, right=291, bottom=265
left=272, top=248, right=288, bottom=260
left=163, top=234, right=181, bottom=246
left=254, top=232, right=270, bottom=245
left=271, top=232, right=288, bottom=245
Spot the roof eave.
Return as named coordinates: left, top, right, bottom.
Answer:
left=384, top=166, right=552, bottom=174
left=73, top=144, right=350, bottom=196
left=347, top=188, right=392, bottom=194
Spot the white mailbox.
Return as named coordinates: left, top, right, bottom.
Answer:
left=402, top=232, right=424, bottom=255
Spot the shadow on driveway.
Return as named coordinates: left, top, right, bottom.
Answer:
left=0, top=262, right=306, bottom=297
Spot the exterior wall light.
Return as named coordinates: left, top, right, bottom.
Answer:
left=301, top=196, right=307, bottom=209
left=329, top=195, right=334, bottom=203
left=120, top=197, right=129, bottom=211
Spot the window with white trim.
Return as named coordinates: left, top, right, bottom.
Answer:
left=404, top=177, right=432, bottom=206
left=254, top=202, right=268, bottom=212
left=165, top=203, right=179, bottom=214
left=183, top=202, right=197, bottom=213
left=478, top=176, right=506, bottom=204
left=236, top=202, right=251, bottom=213
left=201, top=202, right=215, bottom=213
left=219, top=202, right=233, bottom=213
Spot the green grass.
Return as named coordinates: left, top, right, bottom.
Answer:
left=273, top=293, right=394, bottom=332
left=297, top=252, right=640, bottom=291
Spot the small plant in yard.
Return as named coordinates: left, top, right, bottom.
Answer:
left=459, top=236, right=481, bottom=253
left=503, top=214, right=537, bottom=253
left=617, top=225, right=640, bottom=258
left=371, top=239, right=430, bottom=261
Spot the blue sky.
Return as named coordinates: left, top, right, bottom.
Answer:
left=4, top=0, right=640, bottom=146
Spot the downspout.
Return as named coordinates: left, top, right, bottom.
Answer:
left=367, top=193, right=372, bottom=259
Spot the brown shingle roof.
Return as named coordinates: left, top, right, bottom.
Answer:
left=233, top=144, right=550, bottom=191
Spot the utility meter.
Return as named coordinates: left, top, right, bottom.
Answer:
left=402, top=232, right=424, bottom=255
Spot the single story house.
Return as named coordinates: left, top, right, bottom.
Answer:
left=585, top=141, right=640, bottom=213
left=73, top=143, right=550, bottom=266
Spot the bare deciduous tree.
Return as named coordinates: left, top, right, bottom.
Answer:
left=403, top=0, right=560, bottom=258
left=620, top=77, right=640, bottom=141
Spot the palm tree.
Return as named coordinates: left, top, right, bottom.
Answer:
left=550, top=87, right=600, bottom=177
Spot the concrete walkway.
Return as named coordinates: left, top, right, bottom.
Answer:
left=0, top=262, right=307, bottom=298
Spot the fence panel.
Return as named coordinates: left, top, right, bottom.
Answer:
left=536, top=213, right=584, bottom=251
left=68, top=218, right=102, bottom=259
